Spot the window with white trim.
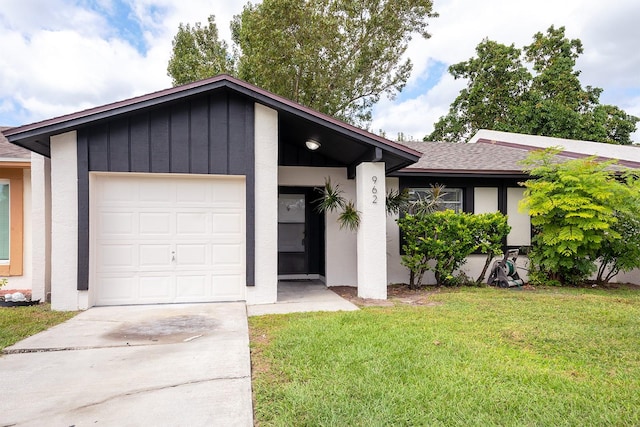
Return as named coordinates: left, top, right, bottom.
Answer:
left=0, top=168, right=24, bottom=276
left=407, top=187, right=464, bottom=213
left=0, top=181, right=9, bottom=263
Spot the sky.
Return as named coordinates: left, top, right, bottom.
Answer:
left=0, top=0, right=639, bottom=142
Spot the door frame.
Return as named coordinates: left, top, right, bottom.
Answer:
left=277, top=186, right=325, bottom=279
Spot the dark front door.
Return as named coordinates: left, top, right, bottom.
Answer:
left=278, top=187, right=325, bottom=277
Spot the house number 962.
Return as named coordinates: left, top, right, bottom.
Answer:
left=372, top=176, right=378, bottom=204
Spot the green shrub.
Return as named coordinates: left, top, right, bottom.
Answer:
left=520, top=149, right=640, bottom=285
left=398, top=210, right=510, bottom=288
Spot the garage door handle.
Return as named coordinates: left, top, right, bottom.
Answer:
left=171, top=251, right=176, bottom=262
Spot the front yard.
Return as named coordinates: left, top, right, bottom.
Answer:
left=250, top=286, right=640, bottom=426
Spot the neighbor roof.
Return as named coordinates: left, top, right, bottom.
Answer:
left=470, top=129, right=640, bottom=168
left=392, top=140, right=572, bottom=177
left=394, top=131, right=640, bottom=177
left=1, top=75, right=420, bottom=173
left=0, top=127, right=31, bottom=160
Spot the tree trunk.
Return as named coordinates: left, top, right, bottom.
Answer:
left=477, top=252, right=494, bottom=284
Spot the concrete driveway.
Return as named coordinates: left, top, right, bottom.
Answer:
left=0, top=302, right=252, bottom=426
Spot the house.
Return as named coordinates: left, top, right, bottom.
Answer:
left=0, top=128, right=49, bottom=301
left=386, top=133, right=640, bottom=285
left=2, top=75, right=420, bottom=310
left=4, top=75, right=638, bottom=311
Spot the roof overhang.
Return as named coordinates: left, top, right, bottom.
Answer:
left=391, top=168, right=528, bottom=179
left=2, top=75, right=420, bottom=174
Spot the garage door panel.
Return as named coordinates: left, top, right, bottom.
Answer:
left=99, top=245, right=135, bottom=269
left=211, top=274, right=244, bottom=298
left=176, top=181, right=210, bottom=203
left=139, top=180, right=171, bottom=202
left=176, top=244, right=208, bottom=266
left=212, top=244, right=243, bottom=267
left=139, top=244, right=172, bottom=268
left=213, top=213, right=243, bottom=233
left=139, top=213, right=172, bottom=235
left=213, top=180, right=245, bottom=205
left=175, top=276, right=207, bottom=299
left=99, top=212, right=135, bottom=236
left=97, top=277, right=136, bottom=302
left=176, top=212, right=208, bottom=234
left=93, top=174, right=245, bottom=306
left=139, top=276, right=173, bottom=302
left=100, top=180, right=137, bottom=203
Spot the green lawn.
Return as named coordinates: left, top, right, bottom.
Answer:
left=250, top=287, right=640, bottom=426
left=0, top=304, right=77, bottom=352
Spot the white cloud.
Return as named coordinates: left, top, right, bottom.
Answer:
left=374, top=0, right=640, bottom=142
left=0, top=0, right=248, bottom=125
left=0, top=0, right=638, bottom=143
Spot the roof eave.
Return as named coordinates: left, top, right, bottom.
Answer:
left=391, top=168, right=529, bottom=179
left=3, top=75, right=421, bottom=165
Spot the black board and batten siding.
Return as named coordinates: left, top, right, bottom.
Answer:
left=76, top=90, right=256, bottom=291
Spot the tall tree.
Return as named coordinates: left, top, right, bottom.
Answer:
left=167, top=0, right=437, bottom=126
left=167, top=15, right=235, bottom=86
left=428, top=39, right=532, bottom=143
left=428, top=26, right=638, bottom=144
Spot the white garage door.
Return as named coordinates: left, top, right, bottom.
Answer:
left=92, top=174, right=246, bottom=306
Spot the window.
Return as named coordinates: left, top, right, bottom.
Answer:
left=407, top=187, right=463, bottom=213
left=0, top=181, right=9, bottom=262
left=0, top=169, right=24, bottom=276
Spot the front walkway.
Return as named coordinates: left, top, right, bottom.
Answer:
left=247, top=281, right=359, bottom=316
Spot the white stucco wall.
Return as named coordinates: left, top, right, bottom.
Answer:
left=30, top=154, right=51, bottom=302
left=247, top=103, right=279, bottom=305
left=474, top=187, right=498, bottom=214
left=278, top=166, right=358, bottom=286
left=50, top=131, right=82, bottom=311
left=507, top=187, right=531, bottom=247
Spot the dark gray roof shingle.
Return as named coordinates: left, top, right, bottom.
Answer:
left=0, top=127, right=31, bottom=159
left=395, top=140, right=606, bottom=175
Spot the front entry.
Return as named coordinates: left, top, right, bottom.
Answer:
left=278, top=187, right=325, bottom=278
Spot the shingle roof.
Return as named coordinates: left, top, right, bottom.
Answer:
left=0, top=127, right=31, bottom=159
left=394, top=138, right=638, bottom=177
left=470, top=129, right=640, bottom=165
left=393, top=140, right=548, bottom=176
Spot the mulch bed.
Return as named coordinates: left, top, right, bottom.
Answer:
left=330, top=284, right=443, bottom=307
left=330, top=282, right=640, bottom=308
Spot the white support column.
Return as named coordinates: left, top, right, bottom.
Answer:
left=356, top=162, right=387, bottom=299
left=30, top=154, right=51, bottom=302
left=248, top=103, right=279, bottom=304
left=50, top=131, right=80, bottom=311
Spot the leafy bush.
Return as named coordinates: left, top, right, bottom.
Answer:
left=520, top=149, right=640, bottom=285
left=595, top=176, right=640, bottom=283
left=398, top=210, right=510, bottom=288
left=474, top=212, right=511, bottom=284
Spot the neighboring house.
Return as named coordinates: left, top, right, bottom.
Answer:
left=3, top=75, right=420, bottom=310
left=386, top=133, right=640, bottom=285
left=0, top=128, right=49, bottom=300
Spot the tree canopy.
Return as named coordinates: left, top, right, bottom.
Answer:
left=167, top=15, right=235, bottom=86
left=167, top=0, right=437, bottom=126
left=428, top=26, right=638, bottom=144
